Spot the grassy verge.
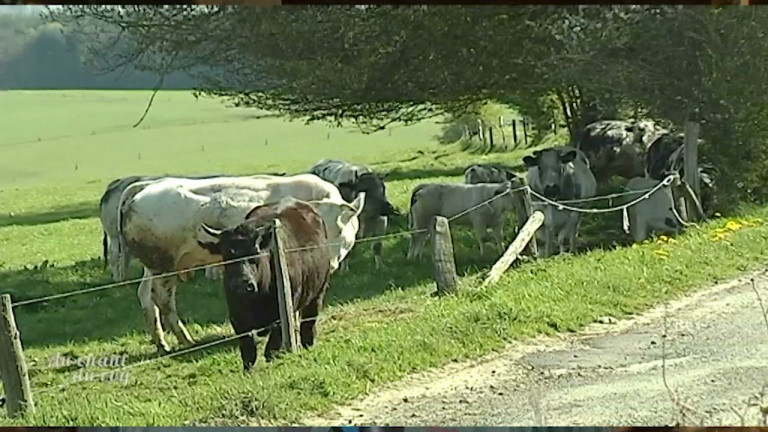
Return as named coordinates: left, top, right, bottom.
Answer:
left=1, top=205, right=766, bottom=425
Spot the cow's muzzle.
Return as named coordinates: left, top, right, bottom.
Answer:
left=543, top=185, right=560, bottom=199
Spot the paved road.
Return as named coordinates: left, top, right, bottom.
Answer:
left=306, top=271, right=768, bottom=427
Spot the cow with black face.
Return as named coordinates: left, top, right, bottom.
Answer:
left=523, top=146, right=597, bottom=257
left=198, top=197, right=333, bottom=371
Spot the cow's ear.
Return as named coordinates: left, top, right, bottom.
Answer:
left=522, top=155, right=538, bottom=168
left=197, top=224, right=222, bottom=254
left=505, top=171, right=518, bottom=181
left=560, top=149, right=578, bottom=164
left=350, top=192, right=366, bottom=217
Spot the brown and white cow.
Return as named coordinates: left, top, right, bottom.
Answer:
left=118, top=174, right=364, bottom=353
left=197, top=197, right=333, bottom=371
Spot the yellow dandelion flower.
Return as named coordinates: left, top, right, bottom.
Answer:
left=725, top=220, right=742, bottom=231
left=658, top=235, right=669, bottom=242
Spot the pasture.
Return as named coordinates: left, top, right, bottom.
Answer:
left=0, top=90, right=767, bottom=426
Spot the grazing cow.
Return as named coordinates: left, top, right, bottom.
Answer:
left=406, top=181, right=522, bottom=259
left=523, top=146, right=597, bottom=257
left=645, top=132, right=718, bottom=217
left=576, top=120, right=667, bottom=184
left=463, top=163, right=519, bottom=184
left=624, top=176, right=679, bottom=242
left=119, top=174, right=363, bottom=352
left=309, top=159, right=398, bottom=270
left=197, top=197, right=333, bottom=371
left=99, top=172, right=287, bottom=282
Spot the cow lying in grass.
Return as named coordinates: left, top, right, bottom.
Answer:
left=198, top=197, right=333, bottom=371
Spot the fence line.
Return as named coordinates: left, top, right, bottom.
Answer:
left=527, top=174, right=677, bottom=214
left=9, top=175, right=679, bottom=309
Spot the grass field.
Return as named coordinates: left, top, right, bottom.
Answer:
left=1, top=90, right=767, bottom=425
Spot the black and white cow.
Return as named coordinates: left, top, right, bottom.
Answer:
left=309, top=159, right=398, bottom=270
left=575, top=120, right=668, bottom=184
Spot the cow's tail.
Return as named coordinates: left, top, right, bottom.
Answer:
left=102, top=231, right=109, bottom=269
left=408, top=185, right=426, bottom=231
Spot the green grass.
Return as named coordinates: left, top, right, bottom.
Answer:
left=0, top=90, right=766, bottom=425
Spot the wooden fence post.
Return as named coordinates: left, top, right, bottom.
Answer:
left=488, top=126, right=494, bottom=151
left=520, top=188, right=539, bottom=258
left=271, top=221, right=299, bottom=352
left=512, top=120, right=519, bottom=145
left=499, top=116, right=506, bottom=144
left=683, top=121, right=701, bottom=222
left=482, top=210, right=545, bottom=287
left=478, top=119, right=487, bottom=146
left=430, top=216, right=458, bottom=297
left=522, top=119, right=529, bottom=147
left=0, top=294, right=34, bottom=417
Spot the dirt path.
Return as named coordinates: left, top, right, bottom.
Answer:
left=304, top=270, right=768, bottom=427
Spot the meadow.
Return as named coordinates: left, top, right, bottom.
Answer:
left=0, top=90, right=767, bottom=425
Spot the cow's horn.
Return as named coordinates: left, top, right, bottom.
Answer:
left=201, top=223, right=222, bottom=238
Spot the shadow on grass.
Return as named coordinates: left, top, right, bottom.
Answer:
left=0, top=200, right=98, bottom=228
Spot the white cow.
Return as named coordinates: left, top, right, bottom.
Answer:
left=406, top=181, right=522, bottom=259
left=99, top=173, right=285, bottom=282
left=625, top=176, right=679, bottom=242
left=523, top=146, right=597, bottom=257
left=119, top=174, right=364, bottom=352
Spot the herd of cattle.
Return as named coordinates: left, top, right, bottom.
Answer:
left=92, top=119, right=717, bottom=369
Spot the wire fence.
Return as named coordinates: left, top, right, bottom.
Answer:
left=9, top=175, right=678, bottom=310
left=3, top=173, right=691, bottom=402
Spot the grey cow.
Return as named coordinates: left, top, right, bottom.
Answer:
left=464, top=163, right=519, bottom=184
left=309, top=158, right=398, bottom=270
left=523, top=146, right=597, bottom=257
left=406, top=181, right=522, bottom=259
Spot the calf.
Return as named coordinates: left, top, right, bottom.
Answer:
left=119, top=174, right=363, bottom=352
left=198, top=197, right=332, bottom=371
left=406, top=181, right=522, bottom=259
left=625, top=176, right=679, bottom=242
left=464, top=163, right=519, bottom=184
left=523, top=146, right=597, bottom=257
left=309, top=158, right=398, bottom=270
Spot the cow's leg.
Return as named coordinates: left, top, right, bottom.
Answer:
left=566, top=212, right=581, bottom=254
left=108, top=240, right=121, bottom=282
left=264, top=328, right=283, bottom=362
left=153, top=275, right=194, bottom=347
left=472, top=221, right=487, bottom=256
left=299, top=298, right=322, bottom=349
left=371, top=216, right=387, bottom=269
left=137, top=269, right=170, bottom=353
left=407, top=230, right=428, bottom=260
left=491, top=221, right=505, bottom=254
left=230, top=318, right=257, bottom=372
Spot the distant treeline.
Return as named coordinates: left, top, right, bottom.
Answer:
left=0, top=13, right=198, bottom=89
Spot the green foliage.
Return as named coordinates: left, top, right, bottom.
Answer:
left=42, top=5, right=768, bottom=207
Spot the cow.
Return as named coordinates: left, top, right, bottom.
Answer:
left=197, top=197, right=333, bottom=371
left=406, top=181, right=523, bottom=260
left=118, top=174, right=364, bottom=353
left=463, top=163, right=519, bottom=184
left=575, top=120, right=668, bottom=184
left=624, top=176, right=679, bottom=242
left=308, top=159, right=398, bottom=270
left=644, top=132, right=718, bottom=217
left=523, top=146, right=598, bottom=257
left=99, top=172, right=287, bottom=282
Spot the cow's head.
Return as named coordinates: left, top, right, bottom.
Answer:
left=523, top=147, right=579, bottom=199
left=308, top=193, right=365, bottom=272
left=338, top=172, right=398, bottom=218
left=197, top=220, right=272, bottom=295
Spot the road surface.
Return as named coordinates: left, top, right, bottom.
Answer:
left=305, top=270, right=768, bottom=426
